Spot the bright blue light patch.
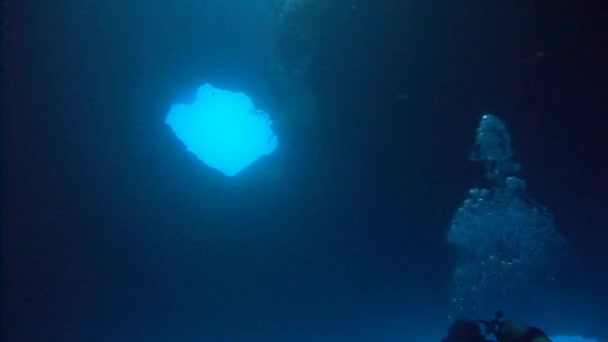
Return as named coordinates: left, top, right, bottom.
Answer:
left=552, top=336, right=601, bottom=342
left=166, top=84, right=278, bottom=176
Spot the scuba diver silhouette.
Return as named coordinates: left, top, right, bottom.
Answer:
left=442, top=311, right=551, bottom=342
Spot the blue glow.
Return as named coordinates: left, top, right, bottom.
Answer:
left=166, top=84, right=278, bottom=176
left=552, top=335, right=601, bottom=342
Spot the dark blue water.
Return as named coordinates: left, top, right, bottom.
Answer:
left=4, top=1, right=606, bottom=341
